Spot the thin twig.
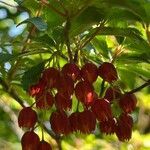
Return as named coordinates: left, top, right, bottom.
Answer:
left=127, top=80, right=150, bottom=94
left=64, top=17, right=73, bottom=62
left=38, top=120, right=56, bottom=139
left=56, top=138, right=62, bottom=150
left=73, top=36, right=81, bottom=63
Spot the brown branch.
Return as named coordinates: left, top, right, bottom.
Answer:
left=127, top=80, right=150, bottom=94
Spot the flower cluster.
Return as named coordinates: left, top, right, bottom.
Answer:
left=18, top=62, right=137, bottom=149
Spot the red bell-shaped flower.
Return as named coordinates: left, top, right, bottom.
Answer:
left=28, top=78, right=46, bottom=97
left=99, top=118, right=116, bottom=134
left=36, top=92, right=54, bottom=109
left=69, top=112, right=80, bottom=132
left=61, top=63, right=81, bottom=81
left=98, top=62, right=118, bottom=83
left=91, top=99, right=112, bottom=122
left=21, top=131, right=40, bottom=150
left=75, top=81, right=95, bottom=106
left=81, top=63, right=98, bottom=83
left=50, top=111, right=71, bottom=135
left=78, top=110, right=96, bottom=134
left=42, top=67, right=60, bottom=89
left=104, top=87, right=122, bottom=103
left=38, top=140, right=52, bottom=150
left=119, top=93, right=137, bottom=113
left=18, top=107, right=37, bottom=128
left=115, top=113, right=133, bottom=141
left=55, top=92, right=72, bottom=111
left=56, top=75, right=74, bottom=96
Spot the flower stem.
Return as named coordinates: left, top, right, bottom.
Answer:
left=64, top=17, right=73, bottom=63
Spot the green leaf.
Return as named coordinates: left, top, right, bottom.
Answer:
left=116, top=53, right=150, bottom=64
left=43, top=4, right=64, bottom=29
left=32, top=34, right=56, bottom=47
left=107, top=7, right=142, bottom=23
left=143, top=3, right=150, bottom=24
left=125, top=65, right=150, bottom=79
left=21, top=62, right=45, bottom=91
left=0, top=53, right=19, bottom=64
left=104, top=0, right=150, bottom=24
left=96, top=27, right=150, bottom=53
left=118, top=67, right=136, bottom=89
left=51, top=26, right=65, bottom=45
left=70, top=6, right=107, bottom=36
left=91, top=36, right=109, bottom=58
left=21, top=0, right=40, bottom=15
left=17, top=17, right=47, bottom=31
left=118, top=64, right=150, bottom=81
left=14, top=0, right=23, bottom=4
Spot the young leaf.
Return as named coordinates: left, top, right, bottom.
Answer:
left=17, top=17, right=47, bottom=31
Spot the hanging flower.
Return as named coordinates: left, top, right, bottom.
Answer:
left=91, top=99, right=112, bottom=122
left=119, top=93, right=137, bottom=113
left=98, top=62, right=118, bottom=83
left=21, top=131, right=40, bottom=150
left=81, top=63, right=98, bottom=83
left=18, top=107, right=37, bottom=129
